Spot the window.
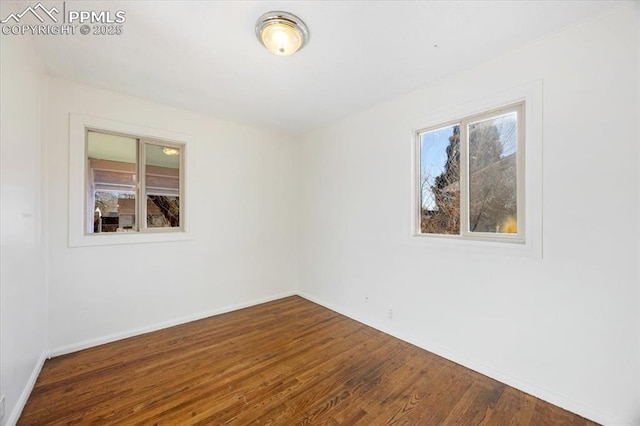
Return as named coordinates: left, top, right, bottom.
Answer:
left=416, top=102, right=524, bottom=242
left=69, top=113, right=191, bottom=247
left=87, top=130, right=184, bottom=234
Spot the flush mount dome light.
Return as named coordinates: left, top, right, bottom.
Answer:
left=162, top=147, right=180, bottom=156
left=255, top=11, right=309, bottom=56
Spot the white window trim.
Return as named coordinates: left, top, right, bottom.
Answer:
left=409, top=80, right=543, bottom=258
left=69, top=113, right=193, bottom=247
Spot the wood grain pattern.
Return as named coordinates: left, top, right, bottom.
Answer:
left=19, top=296, right=598, bottom=425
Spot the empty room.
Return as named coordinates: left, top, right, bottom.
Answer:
left=1, top=0, right=639, bottom=424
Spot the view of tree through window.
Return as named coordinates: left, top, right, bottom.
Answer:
left=420, top=124, right=461, bottom=234
left=418, top=103, right=522, bottom=239
left=468, top=113, right=517, bottom=233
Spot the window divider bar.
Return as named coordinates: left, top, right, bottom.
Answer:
left=460, top=122, right=470, bottom=237
left=137, top=138, right=144, bottom=233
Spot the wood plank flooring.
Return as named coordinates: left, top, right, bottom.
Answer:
left=19, top=296, right=597, bottom=425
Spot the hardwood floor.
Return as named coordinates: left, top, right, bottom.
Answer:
left=20, top=296, right=597, bottom=425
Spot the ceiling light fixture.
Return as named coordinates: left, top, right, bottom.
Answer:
left=162, top=147, right=180, bottom=156
left=255, top=11, right=309, bottom=57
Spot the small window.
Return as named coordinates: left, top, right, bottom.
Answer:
left=87, top=130, right=184, bottom=234
left=416, top=102, right=524, bottom=242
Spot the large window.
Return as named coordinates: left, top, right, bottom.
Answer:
left=86, top=130, right=184, bottom=234
left=416, top=102, right=524, bottom=242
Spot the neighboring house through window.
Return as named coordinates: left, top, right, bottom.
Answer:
left=69, top=114, right=191, bottom=247
left=87, top=130, right=184, bottom=234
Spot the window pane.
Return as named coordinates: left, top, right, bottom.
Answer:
left=145, top=143, right=181, bottom=229
left=419, top=124, right=460, bottom=234
left=87, top=131, right=137, bottom=233
left=468, top=112, right=518, bottom=234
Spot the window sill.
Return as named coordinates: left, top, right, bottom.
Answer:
left=408, top=232, right=540, bottom=259
left=69, top=230, right=192, bottom=248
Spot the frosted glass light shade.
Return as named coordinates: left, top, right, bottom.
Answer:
left=256, top=11, right=309, bottom=56
left=162, top=147, right=179, bottom=156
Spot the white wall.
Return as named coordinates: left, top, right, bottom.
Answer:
left=297, top=5, right=639, bottom=425
left=0, top=27, right=48, bottom=426
left=637, top=3, right=640, bottom=418
left=2, top=3, right=638, bottom=425
left=45, top=79, right=298, bottom=352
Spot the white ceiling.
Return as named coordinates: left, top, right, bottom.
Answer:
left=27, top=1, right=626, bottom=135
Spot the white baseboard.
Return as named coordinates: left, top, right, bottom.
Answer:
left=296, top=291, right=630, bottom=426
left=48, top=291, right=296, bottom=357
left=5, top=352, right=47, bottom=426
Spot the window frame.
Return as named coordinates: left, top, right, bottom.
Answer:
left=415, top=102, right=524, bottom=242
left=85, top=129, right=186, bottom=235
left=69, top=114, right=192, bottom=247
left=409, top=81, right=542, bottom=257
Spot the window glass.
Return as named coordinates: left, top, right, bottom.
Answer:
left=144, top=143, right=181, bottom=229
left=416, top=102, right=523, bottom=242
left=419, top=124, right=460, bottom=234
left=467, top=111, right=518, bottom=234
left=86, top=130, right=184, bottom=235
left=87, top=131, right=137, bottom=233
